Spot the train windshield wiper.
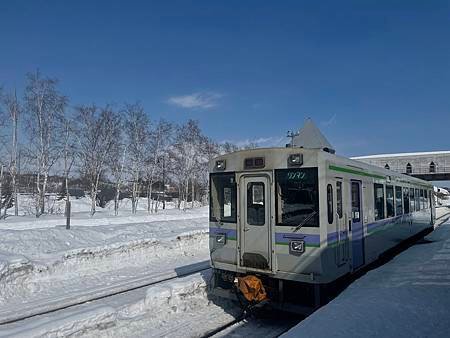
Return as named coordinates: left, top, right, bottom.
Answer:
left=293, top=210, right=317, bottom=232
left=214, top=216, right=224, bottom=226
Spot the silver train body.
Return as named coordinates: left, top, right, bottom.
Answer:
left=209, top=147, right=435, bottom=301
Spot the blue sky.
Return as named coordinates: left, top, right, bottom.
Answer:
left=1, top=0, right=449, bottom=156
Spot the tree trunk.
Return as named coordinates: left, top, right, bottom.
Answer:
left=91, top=185, right=97, bottom=216
left=184, top=178, right=189, bottom=211
left=191, top=178, right=195, bottom=209
left=12, top=174, right=17, bottom=216
left=114, top=182, right=120, bottom=216
left=35, top=170, right=41, bottom=217
left=91, top=172, right=101, bottom=216
left=132, top=182, right=137, bottom=214
left=41, top=172, right=48, bottom=215
left=148, top=181, right=154, bottom=213
left=146, top=183, right=151, bottom=213
left=155, top=194, right=160, bottom=213
left=11, top=99, right=19, bottom=217
left=177, top=185, right=182, bottom=209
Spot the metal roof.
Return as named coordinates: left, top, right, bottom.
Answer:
left=352, top=150, right=450, bottom=159
left=292, top=118, right=335, bottom=152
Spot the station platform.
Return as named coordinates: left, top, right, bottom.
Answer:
left=283, top=208, right=450, bottom=338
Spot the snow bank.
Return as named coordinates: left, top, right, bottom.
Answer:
left=122, top=273, right=209, bottom=319
left=0, top=206, right=209, bottom=311
left=0, top=203, right=208, bottom=230
left=282, top=219, right=450, bottom=338
left=0, top=305, right=117, bottom=338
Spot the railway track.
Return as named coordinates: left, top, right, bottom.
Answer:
left=200, top=306, right=301, bottom=338
left=0, top=260, right=210, bottom=326
left=201, top=315, right=298, bottom=338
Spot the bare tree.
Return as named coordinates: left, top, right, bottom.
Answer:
left=220, top=142, right=239, bottom=154
left=124, top=102, right=149, bottom=214
left=76, top=105, right=121, bottom=216
left=170, top=120, right=206, bottom=210
left=109, top=140, right=127, bottom=216
left=59, top=114, right=77, bottom=227
left=0, top=90, right=21, bottom=216
left=24, top=71, right=67, bottom=217
left=145, top=119, right=173, bottom=213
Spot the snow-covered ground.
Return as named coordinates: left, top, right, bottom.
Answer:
left=282, top=208, right=450, bottom=338
left=0, top=200, right=210, bottom=328
left=1, top=194, right=449, bottom=337
left=0, top=272, right=242, bottom=337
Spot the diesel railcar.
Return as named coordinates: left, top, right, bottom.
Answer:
left=209, top=147, right=435, bottom=311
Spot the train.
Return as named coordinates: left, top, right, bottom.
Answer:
left=208, top=145, right=435, bottom=312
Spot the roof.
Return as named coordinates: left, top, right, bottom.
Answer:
left=352, top=150, right=450, bottom=160
left=292, top=118, right=335, bottom=152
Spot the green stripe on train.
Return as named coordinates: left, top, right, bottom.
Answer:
left=329, top=164, right=385, bottom=180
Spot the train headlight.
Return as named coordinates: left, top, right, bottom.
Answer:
left=289, top=240, right=305, bottom=255
left=215, top=160, right=226, bottom=170
left=288, top=154, right=303, bottom=167
left=215, top=234, right=227, bottom=245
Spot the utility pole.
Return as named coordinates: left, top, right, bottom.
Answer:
left=11, top=89, right=19, bottom=216
left=287, top=130, right=299, bottom=147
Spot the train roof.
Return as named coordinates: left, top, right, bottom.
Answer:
left=211, top=147, right=433, bottom=187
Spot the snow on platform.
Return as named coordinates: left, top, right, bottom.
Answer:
left=283, top=214, right=450, bottom=338
left=0, top=205, right=210, bottom=324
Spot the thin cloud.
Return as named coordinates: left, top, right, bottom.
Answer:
left=222, top=136, right=286, bottom=149
left=167, top=92, right=223, bottom=109
left=321, top=113, right=337, bottom=127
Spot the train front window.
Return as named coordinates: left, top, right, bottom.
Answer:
left=275, top=168, right=319, bottom=227
left=210, top=173, right=237, bottom=223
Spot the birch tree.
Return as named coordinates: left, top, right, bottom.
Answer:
left=124, top=102, right=149, bottom=214
left=58, top=113, right=77, bottom=225
left=24, top=71, right=67, bottom=217
left=0, top=90, right=21, bottom=216
left=170, top=120, right=206, bottom=210
left=76, top=105, right=121, bottom=215
left=145, top=119, right=172, bottom=213
left=109, top=140, right=127, bottom=216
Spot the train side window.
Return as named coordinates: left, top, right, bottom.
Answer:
left=410, top=188, right=415, bottom=213
left=424, top=190, right=428, bottom=209
left=415, top=188, right=420, bottom=211
left=336, top=182, right=343, bottom=219
left=386, top=185, right=395, bottom=218
left=395, top=186, right=403, bottom=215
left=327, top=184, right=333, bottom=224
left=374, top=183, right=385, bottom=220
left=420, top=189, right=424, bottom=210
left=247, top=182, right=265, bottom=225
left=403, top=187, right=410, bottom=214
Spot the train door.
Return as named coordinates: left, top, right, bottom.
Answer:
left=350, top=180, right=365, bottom=270
left=335, top=179, right=348, bottom=266
left=239, top=175, right=272, bottom=271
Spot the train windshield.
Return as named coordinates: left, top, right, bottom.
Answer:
left=210, top=173, right=237, bottom=223
left=275, top=168, right=319, bottom=227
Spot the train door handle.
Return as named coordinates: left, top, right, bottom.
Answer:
left=243, top=228, right=250, bottom=232
left=348, top=220, right=352, bottom=232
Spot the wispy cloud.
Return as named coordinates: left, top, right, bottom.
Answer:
left=222, top=136, right=286, bottom=149
left=321, top=113, right=337, bottom=127
left=167, top=92, right=223, bottom=109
